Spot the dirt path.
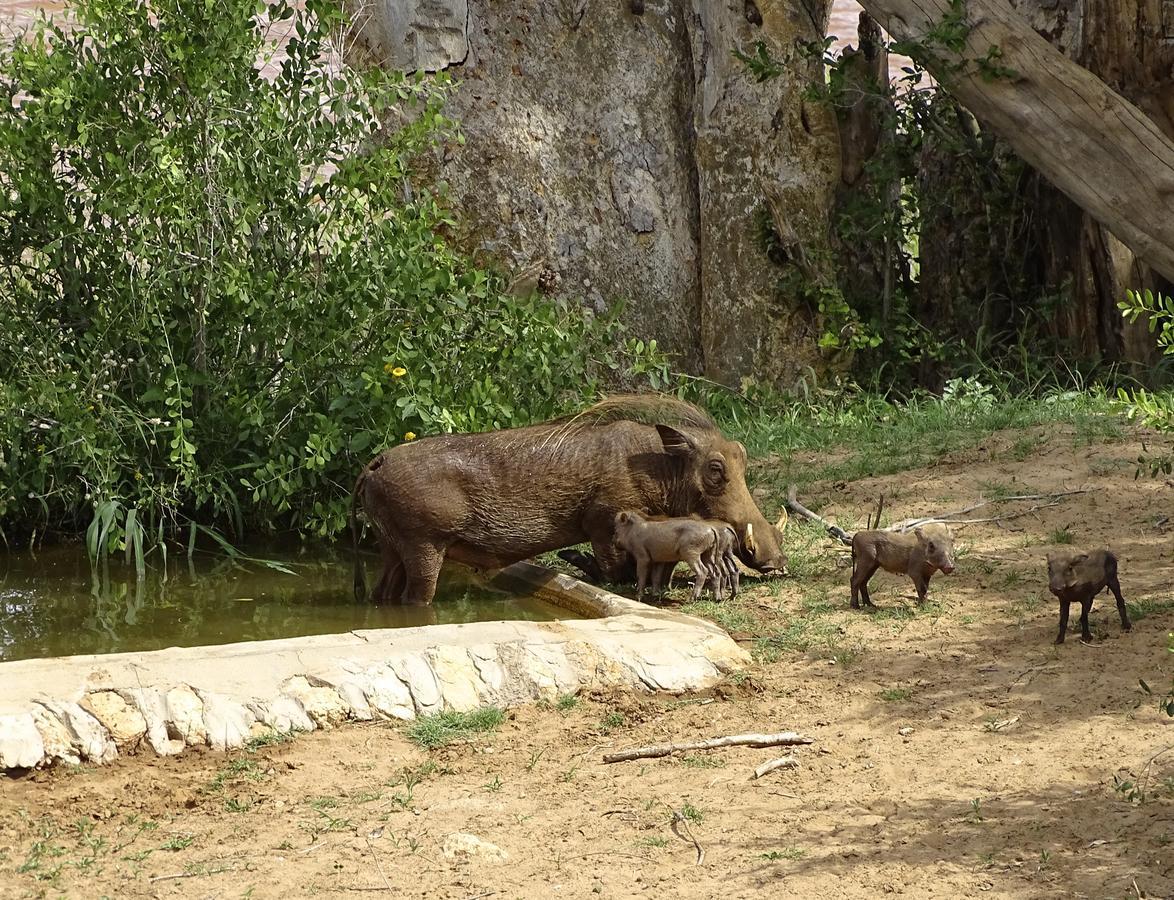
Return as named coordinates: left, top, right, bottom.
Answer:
left=1, top=426, right=1172, bottom=899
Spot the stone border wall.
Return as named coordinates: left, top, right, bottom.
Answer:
left=0, top=562, right=748, bottom=770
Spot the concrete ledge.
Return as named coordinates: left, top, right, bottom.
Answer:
left=0, top=562, right=748, bottom=771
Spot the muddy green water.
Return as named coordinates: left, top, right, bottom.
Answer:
left=0, top=546, right=582, bottom=662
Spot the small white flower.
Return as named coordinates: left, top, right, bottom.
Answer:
left=27, top=492, right=34, bottom=499
left=37, top=422, right=50, bottom=430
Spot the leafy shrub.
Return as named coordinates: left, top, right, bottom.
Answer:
left=0, top=0, right=667, bottom=557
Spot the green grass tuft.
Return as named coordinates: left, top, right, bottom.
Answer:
left=405, top=707, right=505, bottom=750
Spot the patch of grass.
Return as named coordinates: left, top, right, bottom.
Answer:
left=978, top=480, right=1020, bottom=501
left=1072, top=412, right=1123, bottom=447
left=17, top=839, right=66, bottom=881
left=160, top=835, right=194, bottom=852
left=871, top=603, right=917, bottom=622
left=206, top=757, right=264, bottom=793
left=1049, top=528, right=1075, bottom=545
left=307, top=796, right=339, bottom=812
left=559, top=765, right=579, bottom=783
left=639, top=835, right=668, bottom=849
left=224, top=798, right=252, bottom=813
left=599, top=711, right=627, bottom=733
left=387, top=761, right=437, bottom=808
left=484, top=775, right=503, bottom=793
left=678, top=754, right=726, bottom=769
left=998, top=568, right=1029, bottom=589
left=1127, top=597, right=1174, bottom=624
left=760, top=847, right=805, bottom=861
left=525, top=748, right=546, bottom=771
left=679, top=802, right=704, bottom=824
left=1006, top=434, right=1043, bottom=461
left=800, top=585, right=837, bottom=615
left=348, top=789, right=383, bottom=805
left=754, top=616, right=841, bottom=660
left=680, top=598, right=758, bottom=635
left=967, top=798, right=984, bottom=823
left=734, top=385, right=1118, bottom=497
left=556, top=693, right=579, bottom=713
left=830, top=639, right=865, bottom=668
left=405, top=706, right=505, bottom=750
left=781, top=521, right=837, bottom=580
left=245, top=729, right=296, bottom=751
left=879, top=686, right=914, bottom=702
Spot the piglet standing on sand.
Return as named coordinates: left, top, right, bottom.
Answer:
left=850, top=524, right=957, bottom=609
left=1046, top=549, right=1132, bottom=644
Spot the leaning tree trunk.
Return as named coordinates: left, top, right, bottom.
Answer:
left=1006, top=0, right=1173, bottom=365
left=855, top=0, right=1174, bottom=290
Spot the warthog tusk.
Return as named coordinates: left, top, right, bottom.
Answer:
left=744, top=522, right=757, bottom=554
left=775, top=509, right=788, bottom=533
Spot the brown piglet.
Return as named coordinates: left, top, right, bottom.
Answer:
left=1046, top=549, right=1131, bottom=644
left=850, top=524, right=956, bottom=609
left=613, top=510, right=718, bottom=602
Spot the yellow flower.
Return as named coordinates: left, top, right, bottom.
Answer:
left=391, top=366, right=407, bottom=378
left=135, top=471, right=143, bottom=481
left=383, top=363, right=393, bottom=373
left=404, top=432, right=417, bottom=441
left=36, top=443, right=45, bottom=453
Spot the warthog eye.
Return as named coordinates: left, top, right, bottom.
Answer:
left=928, top=542, right=935, bottom=552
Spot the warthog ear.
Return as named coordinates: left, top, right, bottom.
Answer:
left=656, top=424, right=698, bottom=457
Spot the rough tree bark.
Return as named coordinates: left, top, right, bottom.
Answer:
left=855, top=0, right=1174, bottom=285
left=1007, top=0, right=1172, bottom=364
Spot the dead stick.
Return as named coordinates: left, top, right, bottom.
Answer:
left=870, top=494, right=885, bottom=530
left=889, top=490, right=1087, bottom=531
left=785, top=486, right=852, bottom=546
left=603, top=731, right=813, bottom=763
left=752, top=755, right=799, bottom=779
left=672, top=812, right=705, bottom=865
left=899, top=502, right=1064, bottom=530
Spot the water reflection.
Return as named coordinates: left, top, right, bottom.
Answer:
left=0, top=545, right=578, bottom=662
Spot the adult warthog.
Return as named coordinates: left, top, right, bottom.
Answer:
left=351, top=395, right=787, bottom=604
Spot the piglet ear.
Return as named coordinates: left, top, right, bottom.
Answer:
left=656, top=424, right=698, bottom=457
left=1072, top=553, right=1088, bottom=565
left=913, top=526, right=925, bottom=540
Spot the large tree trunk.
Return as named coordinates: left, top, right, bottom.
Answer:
left=1008, top=0, right=1172, bottom=365
left=345, top=0, right=841, bottom=389
left=855, top=0, right=1174, bottom=286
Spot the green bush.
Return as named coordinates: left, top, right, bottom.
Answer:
left=0, top=0, right=667, bottom=557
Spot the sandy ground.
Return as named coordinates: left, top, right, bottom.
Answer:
left=1, top=424, right=1172, bottom=899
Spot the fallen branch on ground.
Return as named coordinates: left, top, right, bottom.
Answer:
left=785, top=486, right=852, bottom=546
left=603, top=731, right=813, bottom=763
left=671, top=811, right=705, bottom=865
left=869, top=494, right=885, bottom=530
left=888, top=490, right=1088, bottom=531
left=785, top=486, right=1088, bottom=545
left=753, top=756, right=799, bottom=779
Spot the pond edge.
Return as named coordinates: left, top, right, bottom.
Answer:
left=0, top=561, right=749, bottom=772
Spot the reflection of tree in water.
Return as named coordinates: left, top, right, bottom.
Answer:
left=0, top=547, right=572, bottom=661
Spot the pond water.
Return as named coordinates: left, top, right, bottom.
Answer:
left=0, top=545, right=581, bottom=662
